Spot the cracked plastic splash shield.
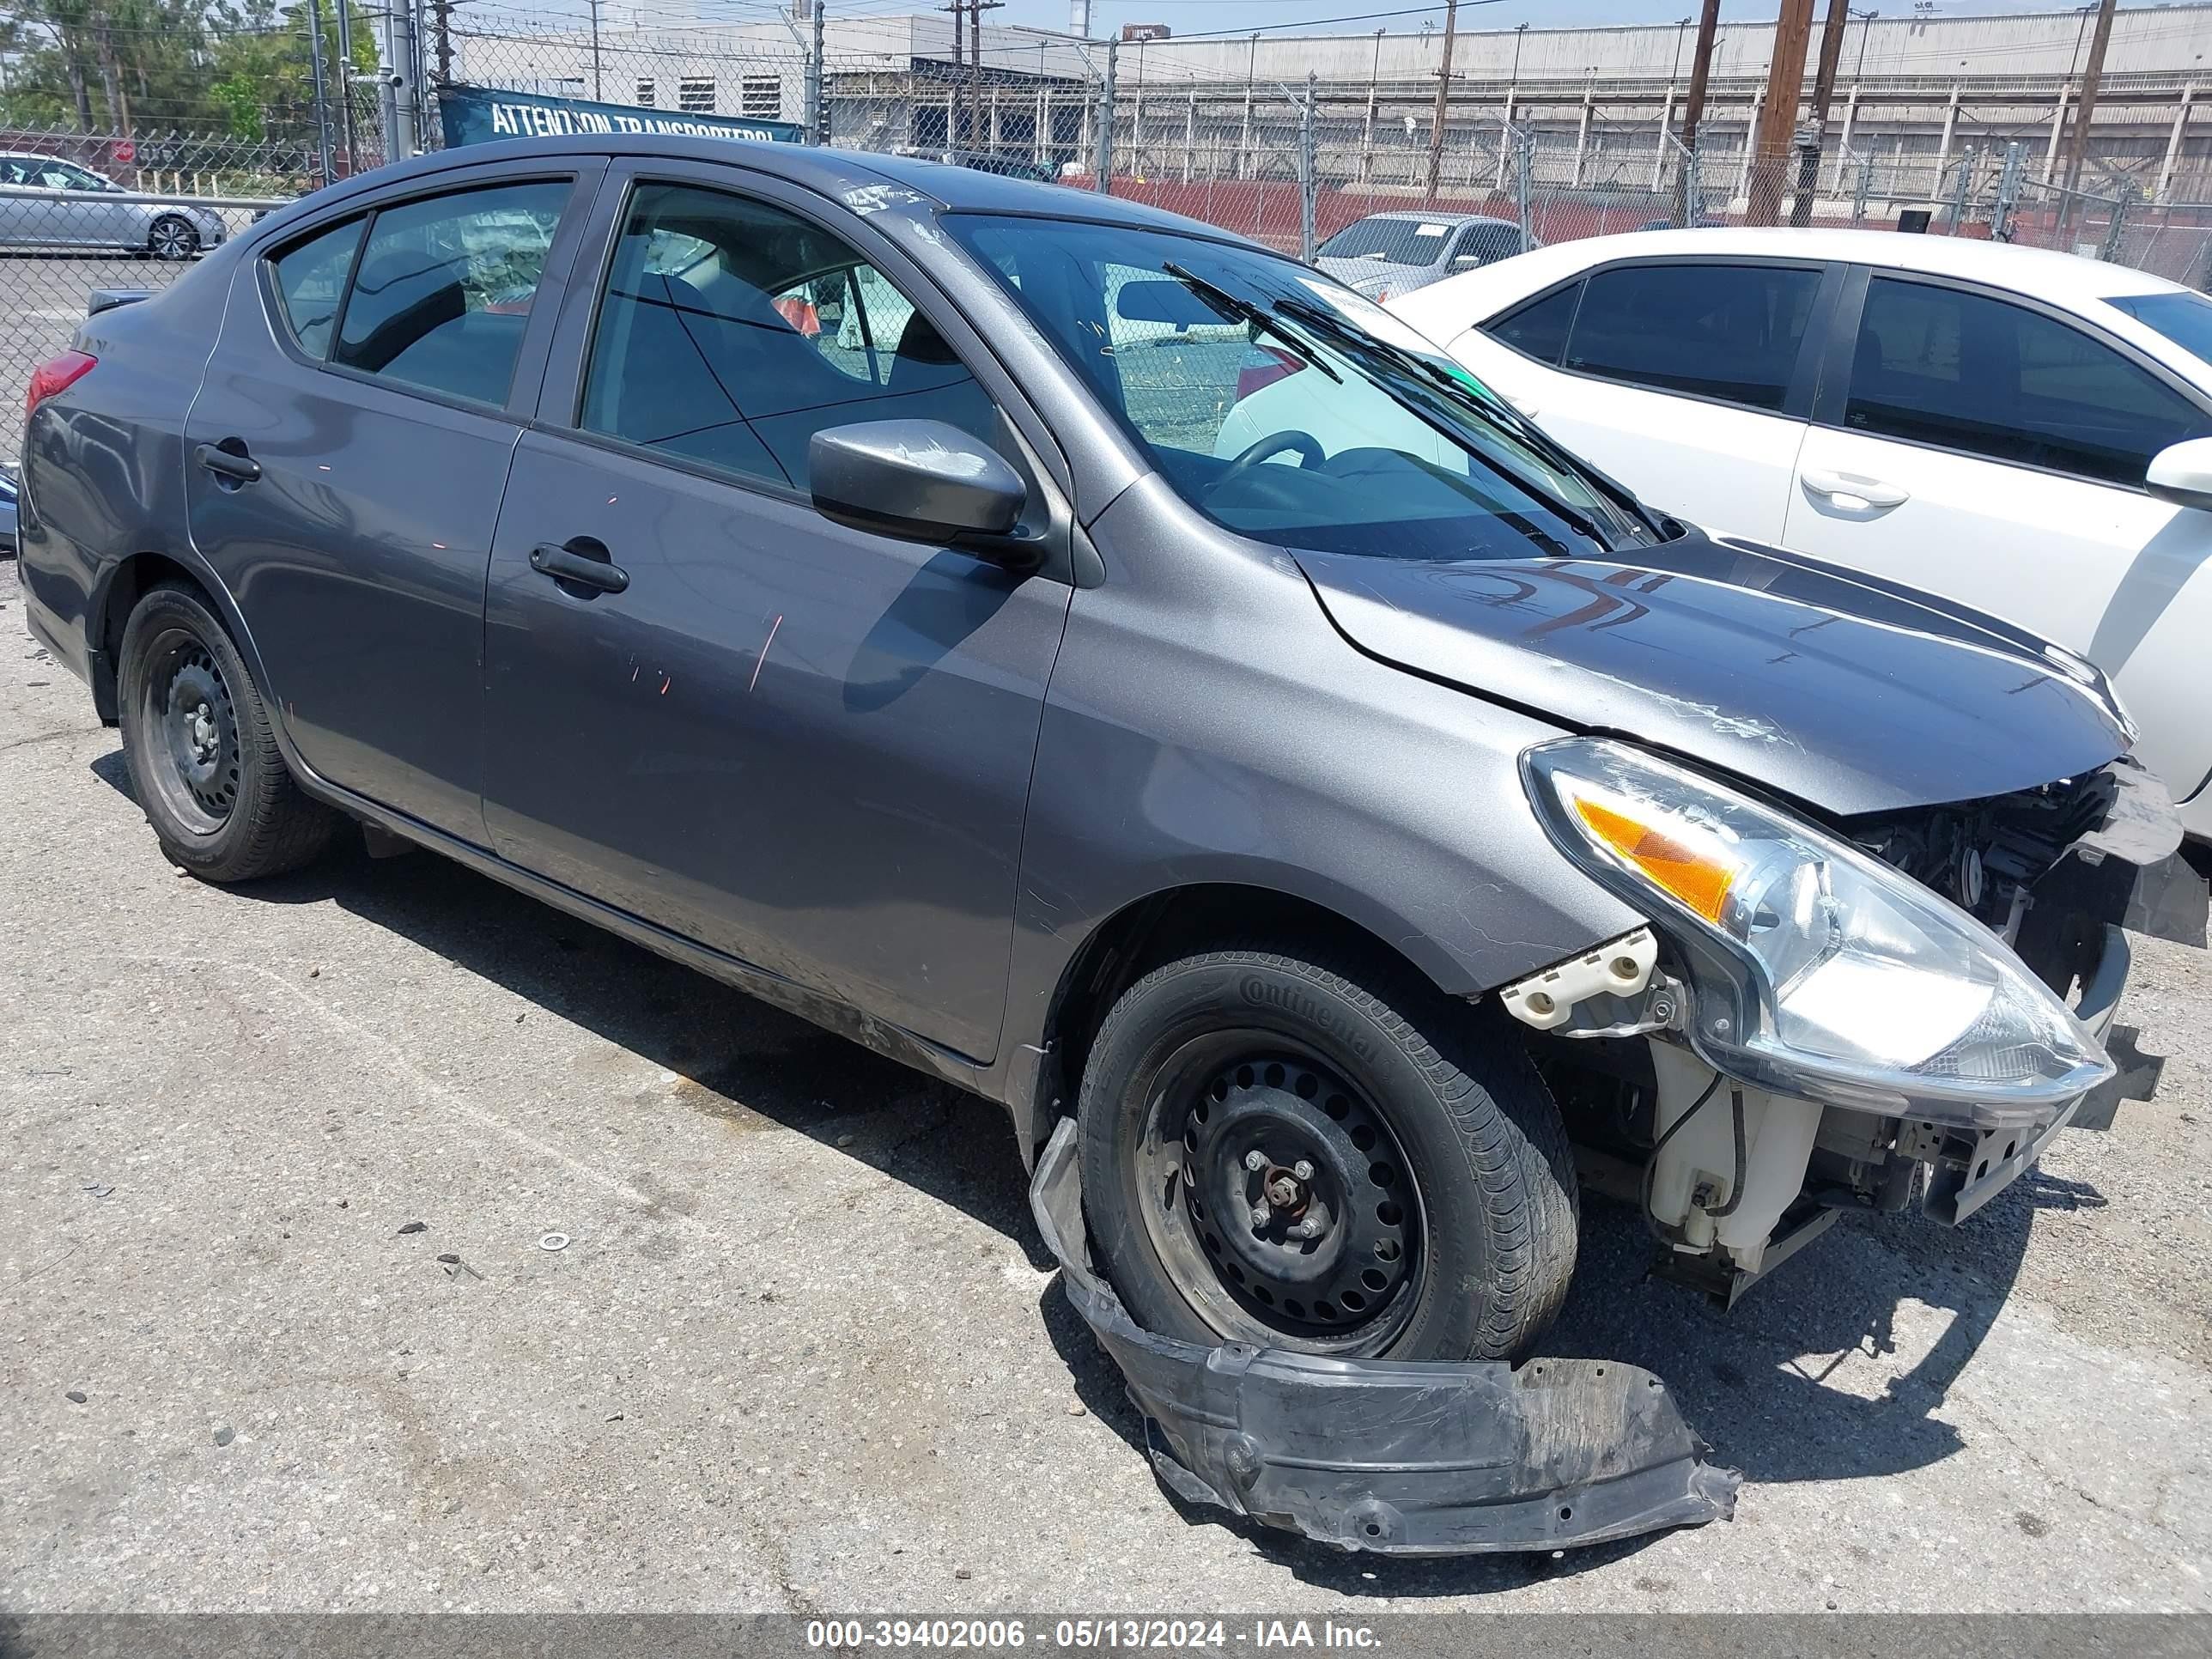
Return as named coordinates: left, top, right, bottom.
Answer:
left=1029, top=1118, right=1740, bottom=1554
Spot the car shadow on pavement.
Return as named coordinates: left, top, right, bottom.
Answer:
left=88, top=752, right=2106, bottom=1596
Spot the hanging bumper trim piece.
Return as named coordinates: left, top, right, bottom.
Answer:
left=1029, top=1119, right=1741, bottom=1555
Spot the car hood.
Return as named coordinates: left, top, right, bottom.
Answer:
left=1294, top=529, right=2131, bottom=817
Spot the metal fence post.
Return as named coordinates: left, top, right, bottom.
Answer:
left=1993, top=139, right=2023, bottom=240
left=1298, top=72, right=1319, bottom=263
left=806, top=0, right=827, bottom=145
left=2101, top=184, right=2134, bottom=262
left=1093, top=39, right=1117, bottom=193
left=1514, top=124, right=1534, bottom=249
left=389, top=0, right=419, bottom=159
left=1945, top=146, right=1973, bottom=233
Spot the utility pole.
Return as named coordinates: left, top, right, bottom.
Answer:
left=431, top=0, right=453, bottom=87
left=1675, top=0, right=1722, bottom=222
left=1790, top=0, right=1850, bottom=225
left=587, top=0, right=602, bottom=101
left=807, top=0, right=826, bottom=143
left=1747, top=0, right=1816, bottom=226
left=304, top=0, right=334, bottom=185
left=1425, top=0, right=1457, bottom=204
left=2059, top=0, right=2118, bottom=206
left=973, top=0, right=1003, bottom=153
left=1092, top=34, right=1116, bottom=191
left=940, top=0, right=963, bottom=148
left=390, top=0, right=418, bottom=157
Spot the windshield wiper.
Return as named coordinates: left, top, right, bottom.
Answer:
left=1161, top=262, right=1340, bottom=384
left=1267, top=296, right=1618, bottom=553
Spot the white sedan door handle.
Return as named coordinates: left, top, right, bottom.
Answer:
left=1800, top=467, right=1910, bottom=511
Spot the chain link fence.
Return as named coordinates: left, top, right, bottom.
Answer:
left=9, top=12, right=2212, bottom=461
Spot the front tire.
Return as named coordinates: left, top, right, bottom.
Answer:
left=147, top=215, right=199, bottom=261
left=117, top=582, right=337, bottom=881
left=1076, top=945, right=1579, bottom=1364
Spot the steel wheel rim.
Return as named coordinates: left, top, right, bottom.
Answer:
left=137, top=626, right=240, bottom=835
left=1134, top=1027, right=1426, bottom=1356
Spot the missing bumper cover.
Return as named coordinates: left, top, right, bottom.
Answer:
left=1029, top=1119, right=1740, bottom=1554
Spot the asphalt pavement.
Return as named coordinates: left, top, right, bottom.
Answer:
left=3, top=554, right=2209, bottom=1613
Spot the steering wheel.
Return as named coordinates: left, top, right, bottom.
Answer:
left=1216, top=429, right=1325, bottom=489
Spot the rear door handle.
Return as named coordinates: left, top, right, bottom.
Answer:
left=530, top=539, right=629, bottom=594
left=194, top=442, right=261, bottom=484
left=1800, top=467, right=1909, bottom=510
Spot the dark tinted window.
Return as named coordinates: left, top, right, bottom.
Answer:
left=332, top=180, right=568, bottom=405
left=2106, top=289, right=2212, bottom=365
left=1453, top=224, right=1525, bottom=267
left=1846, top=277, right=2212, bottom=485
left=1565, top=261, right=1821, bottom=410
left=270, top=218, right=363, bottom=359
left=579, top=182, right=1005, bottom=493
left=1486, top=282, right=1580, bottom=366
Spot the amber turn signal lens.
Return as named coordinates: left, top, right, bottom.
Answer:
left=1572, top=796, right=1734, bottom=924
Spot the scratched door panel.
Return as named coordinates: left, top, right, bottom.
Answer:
left=478, top=430, right=1072, bottom=1064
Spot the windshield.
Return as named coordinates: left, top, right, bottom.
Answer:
left=1316, top=217, right=1453, bottom=267
left=945, top=213, right=1656, bottom=561
left=2106, top=289, right=2212, bottom=367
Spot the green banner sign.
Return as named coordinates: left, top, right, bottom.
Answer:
left=438, top=83, right=804, bottom=150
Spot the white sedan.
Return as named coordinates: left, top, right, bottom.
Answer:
left=1376, top=228, right=2212, bottom=843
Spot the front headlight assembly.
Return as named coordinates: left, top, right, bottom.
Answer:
left=1522, top=738, right=2112, bottom=1129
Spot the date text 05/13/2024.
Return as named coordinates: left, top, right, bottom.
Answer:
left=805, top=1621, right=1382, bottom=1650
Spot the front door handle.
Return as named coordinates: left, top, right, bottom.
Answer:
left=194, top=441, right=261, bottom=484
left=1800, top=467, right=1909, bottom=511
left=530, top=538, right=629, bottom=594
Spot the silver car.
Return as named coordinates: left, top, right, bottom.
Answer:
left=1314, top=210, right=1532, bottom=301
left=0, top=152, right=226, bottom=260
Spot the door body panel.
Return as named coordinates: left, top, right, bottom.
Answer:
left=181, top=161, right=603, bottom=842
left=480, top=430, right=1072, bottom=1061
left=1784, top=422, right=2212, bottom=815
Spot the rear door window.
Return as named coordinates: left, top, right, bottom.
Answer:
left=331, top=180, right=569, bottom=406
left=270, top=218, right=365, bottom=359
left=1562, top=261, right=1822, bottom=411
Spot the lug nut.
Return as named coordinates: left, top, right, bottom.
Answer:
left=1291, top=1160, right=1314, bottom=1181
left=1243, top=1151, right=1267, bottom=1171
left=1297, top=1217, right=1322, bottom=1240
left=1250, top=1204, right=1271, bottom=1229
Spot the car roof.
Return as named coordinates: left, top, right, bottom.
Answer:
left=264, top=133, right=1271, bottom=252
left=1455, top=224, right=2183, bottom=303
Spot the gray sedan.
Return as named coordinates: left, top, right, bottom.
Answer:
left=15, top=135, right=2199, bottom=1558
left=1314, top=210, right=1532, bottom=300
left=0, top=152, right=226, bottom=259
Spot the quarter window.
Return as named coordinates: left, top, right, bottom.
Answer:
left=1563, top=261, right=1821, bottom=411
left=1486, top=281, right=1580, bottom=366
left=578, top=181, right=1006, bottom=494
left=331, top=180, right=568, bottom=406
left=1846, top=276, right=2212, bottom=486
left=270, top=217, right=365, bottom=359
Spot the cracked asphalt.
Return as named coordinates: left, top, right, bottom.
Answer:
left=3, top=555, right=2209, bottom=1613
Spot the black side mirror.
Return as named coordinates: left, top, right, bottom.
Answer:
left=809, top=419, right=1039, bottom=569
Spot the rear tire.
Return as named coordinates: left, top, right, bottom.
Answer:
left=1076, top=945, right=1579, bottom=1364
left=117, top=581, right=337, bottom=882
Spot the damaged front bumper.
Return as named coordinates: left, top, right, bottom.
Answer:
left=1029, top=1119, right=1739, bottom=1554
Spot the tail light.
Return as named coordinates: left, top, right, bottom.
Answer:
left=26, top=350, right=96, bottom=419
left=1233, top=346, right=1307, bottom=404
